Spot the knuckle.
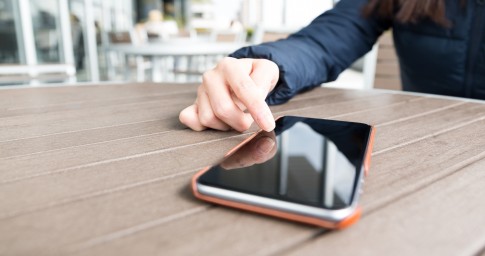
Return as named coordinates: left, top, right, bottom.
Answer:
left=232, top=78, right=255, bottom=96
left=243, top=97, right=260, bottom=110
left=217, top=57, right=236, bottom=72
left=213, top=102, right=233, bottom=120
left=201, top=71, right=213, bottom=85
left=257, top=59, right=279, bottom=84
left=238, top=78, right=253, bottom=89
left=219, top=56, right=234, bottom=65
left=199, top=112, right=217, bottom=127
left=237, top=120, right=252, bottom=132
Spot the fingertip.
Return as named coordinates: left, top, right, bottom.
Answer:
left=191, top=124, right=207, bottom=132
left=179, top=104, right=206, bottom=131
left=253, top=106, right=275, bottom=132
left=178, top=105, right=191, bottom=125
left=264, top=120, right=276, bottom=132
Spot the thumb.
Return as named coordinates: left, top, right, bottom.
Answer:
left=250, top=59, right=279, bottom=96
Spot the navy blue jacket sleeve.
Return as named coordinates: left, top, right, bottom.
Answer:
left=229, top=0, right=391, bottom=105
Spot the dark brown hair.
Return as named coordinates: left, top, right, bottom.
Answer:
left=363, top=0, right=465, bottom=27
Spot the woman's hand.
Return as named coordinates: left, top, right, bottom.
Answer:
left=179, top=57, right=279, bottom=132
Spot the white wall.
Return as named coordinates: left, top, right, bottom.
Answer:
left=200, top=0, right=333, bottom=30
left=261, top=0, right=332, bottom=30
left=212, top=0, right=243, bottom=29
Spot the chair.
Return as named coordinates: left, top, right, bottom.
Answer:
left=167, top=29, right=245, bottom=82
left=249, top=26, right=294, bottom=44
left=108, top=31, right=133, bottom=44
left=106, top=30, right=151, bottom=82
left=247, top=26, right=292, bottom=45
left=145, top=20, right=180, bottom=40
left=210, top=29, right=247, bottom=43
left=261, top=30, right=290, bottom=43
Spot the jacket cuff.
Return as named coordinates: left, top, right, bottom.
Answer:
left=229, top=44, right=296, bottom=105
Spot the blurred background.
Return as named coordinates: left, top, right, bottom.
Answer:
left=0, top=0, right=401, bottom=90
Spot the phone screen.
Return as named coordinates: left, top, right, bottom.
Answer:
left=197, top=116, right=372, bottom=210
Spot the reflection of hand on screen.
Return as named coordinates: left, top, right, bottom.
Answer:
left=220, top=131, right=277, bottom=170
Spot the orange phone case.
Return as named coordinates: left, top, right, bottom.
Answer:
left=192, top=125, right=375, bottom=229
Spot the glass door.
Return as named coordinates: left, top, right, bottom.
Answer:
left=0, top=0, right=21, bottom=64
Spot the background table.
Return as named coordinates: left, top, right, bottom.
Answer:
left=106, top=42, right=246, bottom=82
left=1, top=83, right=484, bottom=255
left=107, top=42, right=245, bottom=56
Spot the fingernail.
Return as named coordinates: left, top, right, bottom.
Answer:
left=257, top=136, right=275, bottom=154
left=259, top=110, right=275, bottom=132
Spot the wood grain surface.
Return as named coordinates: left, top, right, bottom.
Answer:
left=0, top=82, right=484, bottom=256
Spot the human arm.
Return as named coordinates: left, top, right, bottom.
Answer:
left=179, top=0, right=391, bottom=132
left=231, top=0, right=391, bottom=105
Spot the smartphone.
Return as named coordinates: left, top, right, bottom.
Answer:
left=192, top=116, right=375, bottom=229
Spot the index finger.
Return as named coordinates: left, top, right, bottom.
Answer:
left=222, top=59, right=275, bottom=132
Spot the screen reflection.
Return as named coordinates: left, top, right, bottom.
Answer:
left=198, top=116, right=371, bottom=210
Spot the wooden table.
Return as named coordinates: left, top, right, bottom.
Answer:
left=1, top=83, right=484, bottom=256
